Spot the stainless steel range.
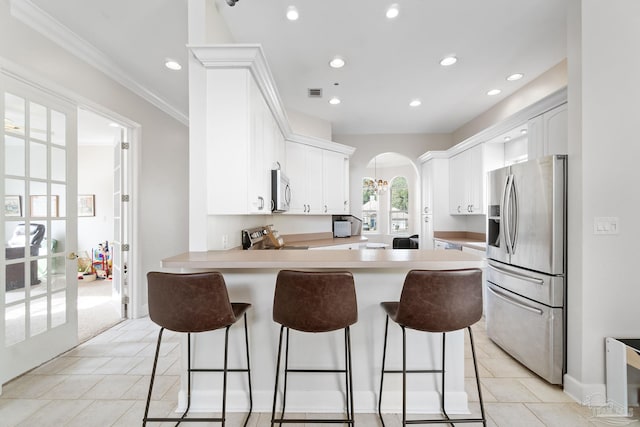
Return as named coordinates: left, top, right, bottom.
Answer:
left=485, top=155, right=567, bottom=385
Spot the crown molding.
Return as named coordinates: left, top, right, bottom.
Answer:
left=11, top=0, right=188, bottom=126
left=287, top=134, right=356, bottom=156
left=418, top=150, right=449, bottom=163
left=189, top=44, right=294, bottom=138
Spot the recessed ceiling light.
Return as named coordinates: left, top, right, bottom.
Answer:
left=386, top=4, right=399, bottom=19
left=329, top=97, right=341, bottom=105
left=329, top=56, right=345, bottom=68
left=520, top=128, right=528, bottom=135
left=440, top=56, right=458, bottom=67
left=506, top=73, right=524, bottom=81
left=504, top=136, right=511, bottom=142
left=487, top=89, right=502, bottom=96
left=164, top=59, right=182, bottom=71
left=108, top=122, right=121, bottom=128
left=286, top=5, right=299, bottom=20
left=409, top=99, right=422, bottom=107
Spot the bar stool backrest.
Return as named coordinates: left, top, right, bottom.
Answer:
left=273, top=270, right=358, bottom=333
left=147, top=271, right=237, bottom=333
left=396, top=269, right=483, bottom=332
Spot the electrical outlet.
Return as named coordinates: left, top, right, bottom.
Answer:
left=222, top=234, right=229, bottom=249
left=594, top=217, right=619, bottom=235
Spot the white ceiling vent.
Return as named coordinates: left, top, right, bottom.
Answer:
left=308, top=88, right=323, bottom=98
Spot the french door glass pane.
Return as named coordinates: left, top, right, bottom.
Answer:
left=51, top=148, right=66, bottom=182
left=5, top=93, right=25, bottom=136
left=29, top=141, right=47, bottom=179
left=29, top=102, right=47, bottom=141
left=51, top=110, right=66, bottom=146
left=5, top=302, right=25, bottom=346
left=51, top=291, right=66, bottom=328
left=5, top=136, right=25, bottom=177
left=30, top=296, right=48, bottom=337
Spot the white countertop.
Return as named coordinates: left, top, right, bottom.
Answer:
left=161, top=248, right=484, bottom=270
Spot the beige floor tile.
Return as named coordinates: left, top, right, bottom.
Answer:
left=29, top=355, right=77, bottom=375
left=39, top=374, right=105, bottom=399
left=486, top=402, right=545, bottom=427
left=65, top=400, right=136, bottom=427
left=0, top=374, right=65, bottom=399
left=481, top=356, right=536, bottom=378
left=525, top=403, right=597, bottom=426
left=481, top=378, right=541, bottom=403
left=15, top=399, right=93, bottom=427
left=121, top=374, right=179, bottom=400
left=83, top=374, right=142, bottom=399
left=92, top=355, right=146, bottom=375
left=519, top=377, right=575, bottom=403
left=465, top=377, right=497, bottom=402
left=58, top=356, right=112, bottom=374
left=0, top=399, right=50, bottom=427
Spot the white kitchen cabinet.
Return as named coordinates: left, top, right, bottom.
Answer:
left=419, top=154, right=454, bottom=249
left=462, top=245, right=488, bottom=314
left=449, top=143, right=503, bottom=215
left=527, top=103, right=568, bottom=160
left=285, top=141, right=323, bottom=214
left=323, top=150, right=349, bottom=214
left=206, top=69, right=274, bottom=215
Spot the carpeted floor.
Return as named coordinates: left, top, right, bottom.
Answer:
left=77, top=278, right=123, bottom=342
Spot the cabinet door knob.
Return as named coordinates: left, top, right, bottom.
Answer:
left=324, top=205, right=327, bottom=213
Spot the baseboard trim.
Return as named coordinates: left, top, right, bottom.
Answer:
left=563, top=373, right=607, bottom=406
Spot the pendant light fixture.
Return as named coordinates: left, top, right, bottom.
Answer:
left=366, top=155, right=388, bottom=194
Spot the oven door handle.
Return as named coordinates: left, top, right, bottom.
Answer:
left=488, top=285, right=543, bottom=316
left=488, top=264, right=544, bottom=286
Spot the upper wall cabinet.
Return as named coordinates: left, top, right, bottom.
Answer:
left=285, top=142, right=350, bottom=215
left=449, top=143, right=504, bottom=215
left=191, top=45, right=355, bottom=217
left=205, top=69, right=275, bottom=215
left=527, top=103, right=568, bottom=160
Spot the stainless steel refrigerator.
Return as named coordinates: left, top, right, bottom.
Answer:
left=485, top=154, right=567, bottom=385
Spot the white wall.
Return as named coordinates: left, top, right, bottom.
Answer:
left=77, top=145, right=113, bottom=258
left=564, top=0, right=640, bottom=404
left=1, top=0, right=190, bottom=318
left=287, top=108, right=332, bottom=140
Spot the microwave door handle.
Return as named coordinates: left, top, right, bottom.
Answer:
left=487, top=285, right=543, bottom=315
left=285, top=184, right=291, bottom=205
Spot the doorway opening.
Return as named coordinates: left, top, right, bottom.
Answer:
left=76, top=108, right=128, bottom=342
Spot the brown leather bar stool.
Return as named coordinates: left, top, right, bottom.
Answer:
left=143, top=272, right=253, bottom=426
left=270, top=270, right=358, bottom=426
left=378, top=269, right=485, bottom=426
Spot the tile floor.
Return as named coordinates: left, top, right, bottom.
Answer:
left=1, top=318, right=638, bottom=426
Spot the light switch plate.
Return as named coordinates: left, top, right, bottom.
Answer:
left=594, top=217, right=619, bottom=235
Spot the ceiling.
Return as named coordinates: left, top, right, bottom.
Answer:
left=28, top=0, right=568, bottom=136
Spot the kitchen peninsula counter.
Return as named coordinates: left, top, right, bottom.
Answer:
left=160, top=248, right=484, bottom=416
left=161, top=246, right=483, bottom=270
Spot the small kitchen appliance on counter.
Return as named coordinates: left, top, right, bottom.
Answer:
left=333, top=221, right=351, bottom=238
left=242, top=225, right=284, bottom=249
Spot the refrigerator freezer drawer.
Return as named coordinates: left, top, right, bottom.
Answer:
left=486, top=283, right=564, bottom=384
left=487, top=260, right=564, bottom=307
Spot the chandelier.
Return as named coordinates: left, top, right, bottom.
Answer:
left=365, top=156, right=388, bottom=194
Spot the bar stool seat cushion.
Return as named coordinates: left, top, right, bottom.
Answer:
left=381, top=269, right=482, bottom=333
left=273, top=270, right=357, bottom=332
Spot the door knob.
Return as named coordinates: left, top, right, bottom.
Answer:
left=67, top=252, right=78, bottom=260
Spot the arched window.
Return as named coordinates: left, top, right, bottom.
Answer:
left=362, top=177, right=378, bottom=233
left=389, top=176, right=408, bottom=233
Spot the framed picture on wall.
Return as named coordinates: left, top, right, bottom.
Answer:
left=4, top=195, right=22, bottom=217
left=78, top=194, right=95, bottom=217
left=30, top=195, right=59, bottom=217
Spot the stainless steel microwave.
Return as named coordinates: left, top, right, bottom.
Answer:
left=271, top=169, right=291, bottom=213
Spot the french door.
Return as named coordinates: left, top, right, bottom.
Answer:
left=1, top=72, right=78, bottom=384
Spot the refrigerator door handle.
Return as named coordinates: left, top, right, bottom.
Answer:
left=502, top=174, right=513, bottom=255
left=488, top=264, right=545, bottom=286
left=487, top=285, right=544, bottom=315
left=510, top=175, right=519, bottom=254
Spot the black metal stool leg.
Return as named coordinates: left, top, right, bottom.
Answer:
left=402, top=326, right=407, bottom=427
left=280, top=327, right=290, bottom=426
left=143, top=327, right=165, bottom=426
left=271, top=325, right=285, bottom=427
left=346, top=326, right=355, bottom=425
left=243, top=313, right=253, bottom=427
left=222, top=326, right=230, bottom=427
left=468, top=326, right=487, bottom=427
left=378, top=315, right=389, bottom=427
